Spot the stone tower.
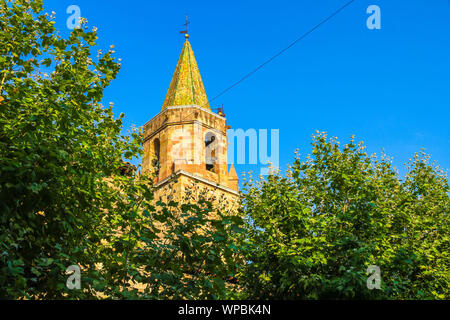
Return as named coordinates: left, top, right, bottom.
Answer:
left=142, top=34, right=239, bottom=205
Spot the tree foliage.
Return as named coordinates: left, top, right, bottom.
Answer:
left=239, top=133, right=449, bottom=299
left=0, top=0, right=242, bottom=299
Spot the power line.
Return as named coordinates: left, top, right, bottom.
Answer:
left=208, top=0, right=356, bottom=105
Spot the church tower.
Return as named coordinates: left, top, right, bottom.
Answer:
left=142, top=34, right=239, bottom=205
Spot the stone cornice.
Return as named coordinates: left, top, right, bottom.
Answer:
left=154, top=169, right=240, bottom=197
left=143, top=105, right=226, bottom=129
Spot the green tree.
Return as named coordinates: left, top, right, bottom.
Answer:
left=0, top=0, right=138, bottom=299
left=0, top=0, right=243, bottom=300
left=239, top=133, right=449, bottom=299
left=106, top=182, right=244, bottom=300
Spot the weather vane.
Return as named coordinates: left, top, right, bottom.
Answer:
left=179, top=15, right=190, bottom=38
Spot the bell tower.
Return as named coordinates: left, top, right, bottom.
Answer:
left=142, top=34, right=239, bottom=203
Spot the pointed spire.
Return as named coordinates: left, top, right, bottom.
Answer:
left=162, top=36, right=210, bottom=110
left=228, top=164, right=239, bottom=191
left=229, top=164, right=238, bottom=179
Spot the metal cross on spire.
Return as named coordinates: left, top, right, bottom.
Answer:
left=179, top=15, right=190, bottom=38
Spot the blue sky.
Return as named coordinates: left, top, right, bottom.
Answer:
left=43, top=0, right=450, bottom=180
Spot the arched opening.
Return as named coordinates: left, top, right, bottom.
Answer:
left=152, top=138, right=160, bottom=176
left=205, top=133, right=217, bottom=172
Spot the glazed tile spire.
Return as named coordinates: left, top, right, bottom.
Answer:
left=162, top=35, right=210, bottom=110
